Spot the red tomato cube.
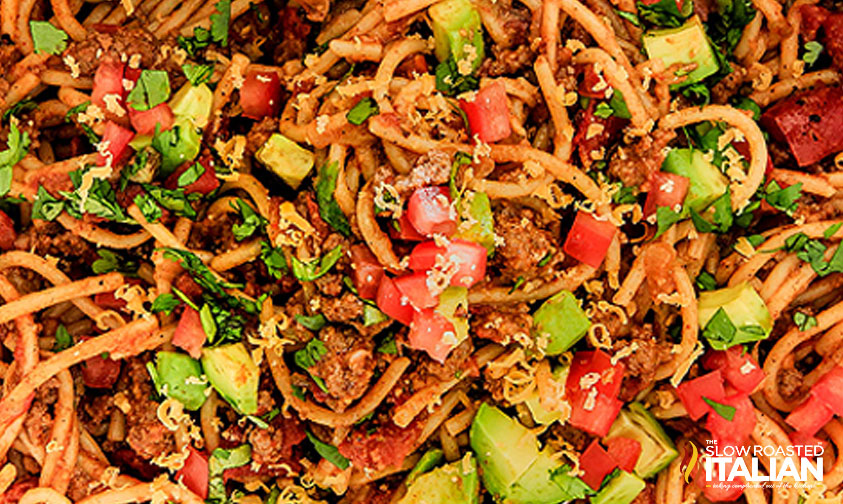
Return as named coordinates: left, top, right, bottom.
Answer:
left=810, top=366, right=843, bottom=415
left=350, top=244, right=384, bottom=300
left=175, top=446, right=209, bottom=500
left=407, top=186, right=457, bottom=237
left=92, top=60, right=126, bottom=111
left=675, top=371, right=727, bottom=421
left=580, top=440, right=618, bottom=490
left=394, top=272, right=440, bottom=309
left=458, top=81, right=512, bottom=143
left=563, top=211, right=617, bottom=268
left=97, top=121, right=135, bottom=167
left=389, top=213, right=426, bottom=241
left=240, top=71, right=282, bottom=119
left=702, top=347, right=765, bottom=394
left=565, top=350, right=625, bottom=399
left=408, top=308, right=458, bottom=363
left=129, top=102, right=174, bottom=135
left=643, top=171, right=690, bottom=217
left=408, top=239, right=487, bottom=288
left=165, top=159, right=220, bottom=195
left=173, top=307, right=206, bottom=359
left=786, top=394, right=835, bottom=436
left=605, top=437, right=642, bottom=472
left=568, top=391, right=623, bottom=437
left=78, top=336, right=122, bottom=389
left=376, top=276, right=415, bottom=326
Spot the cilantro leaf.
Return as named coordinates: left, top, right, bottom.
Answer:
left=306, top=431, right=350, bottom=470
left=92, top=249, right=138, bottom=275
left=824, top=222, right=842, bottom=240
left=54, top=324, right=72, bottom=351
left=231, top=198, right=266, bottom=241
left=30, top=21, right=68, bottom=55
left=31, top=186, right=63, bottom=221
left=150, top=293, right=180, bottom=315
left=177, top=27, right=212, bottom=57
left=260, top=241, right=288, bottom=279
left=702, top=307, right=736, bottom=348
left=134, top=192, right=163, bottom=223
left=61, top=168, right=131, bottom=223
left=803, top=41, right=823, bottom=67
left=182, top=63, right=214, bottom=86
left=608, top=90, right=631, bottom=119
left=377, top=335, right=397, bottom=355
left=208, top=445, right=251, bottom=503
left=2, top=99, right=37, bottom=122
left=315, top=162, right=351, bottom=236
left=593, top=102, right=614, bottom=119
left=703, top=397, right=736, bottom=421
left=764, top=180, right=802, bottom=216
left=449, top=151, right=472, bottom=203
left=177, top=162, right=205, bottom=187
left=210, top=0, right=231, bottom=47
left=290, top=245, right=343, bottom=282
left=202, top=300, right=246, bottom=346
left=794, top=311, right=818, bottom=332
left=126, top=70, right=171, bottom=111
left=636, top=0, right=691, bottom=27
left=151, top=122, right=201, bottom=176
left=346, top=98, right=379, bottom=125
left=706, top=0, right=756, bottom=53
left=141, top=184, right=198, bottom=219
left=0, top=121, right=31, bottom=197
left=161, top=248, right=259, bottom=313
left=435, top=57, right=479, bottom=96
left=695, top=271, right=718, bottom=291
left=615, top=9, right=641, bottom=27
left=295, top=339, right=329, bottom=392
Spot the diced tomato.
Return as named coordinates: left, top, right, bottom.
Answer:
left=565, top=350, right=625, bottom=436
left=643, top=171, right=690, bottom=217
left=801, top=5, right=829, bottom=39
left=97, top=121, right=135, bottom=167
left=568, top=391, right=623, bottom=437
left=789, top=430, right=829, bottom=454
left=786, top=394, right=834, bottom=436
left=675, top=371, right=727, bottom=421
left=338, top=420, right=422, bottom=472
left=172, top=307, right=206, bottom=359
left=761, top=86, right=843, bottom=167
left=394, top=272, right=439, bottom=309
left=693, top=442, right=746, bottom=502
left=408, top=239, right=487, bottom=288
left=566, top=350, right=625, bottom=398
left=0, top=210, right=15, bottom=250
left=563, top=211, right=617, bottom=268
left=810, top=366, right=843, bottom=415
left=94, top=292, right=127, bottom=310
left=406, top=186, right=457, bottom=237
left=240, top=71, right=282, bottom=119
left=573, top=100, right=627, bottom=168
left=408, top=308, right=458, bottom=363
left=350, top=244, right=384, bottom=300
left=79, top=336, right=122, bottom=389
left=129, top=103, right=174, bottom=135
left=389, top=213, right=426, bottom=241
left=92, top=60, right=126, bottom=110
left=706, top=393, right=756, bottom=443
left=458, top=81, right=511, bottom=143
left=376, top=276, right=415, bottom=326
left=164, top=159, right=220, bottom=195
left=580, top=440, right=618, bottom=490
left=175, top=446, right=209, bottom=500
left=578, top=65, right=608, bottom=99
left=702, top=347, right=765, bottom=394
left=605, top=437, right=642, bottom=472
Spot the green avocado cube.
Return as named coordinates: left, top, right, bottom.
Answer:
left=154, top=351, right=208, bottom=411
left=698, top=282, right=772, bottom=349
left=643, top=16, right=719, bottom=87
left=429, top=0, right=485, bottom=71
left=201, top=343, right=259, bottom=415
left=532, top=290, right=591, bottom=355
left=661, top=148, right=729, bottom=213
left=592, top=471, right=646, bottom=504
left=256, top=133, right=315, bottom=190
left=398, top=453, right=480, bottom=504
left=605, top=403, right=678, bottom=478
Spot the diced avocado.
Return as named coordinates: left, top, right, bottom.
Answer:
left=154, top=351, right=208, bottom=410
left=399, top=453, right=480, bottom=504
left=698, top=282, right=772, bottom=349
left=429, top=0, right=485, bottom=71
left=455, top=191, right=495, bottom=255
left=256, top=133, right=315, bottom=190
left=642, top=16, right=719, bottom=87
left=201, top=343, right=259, bottom=415
left=532, top=290, right=591, bottom=355
left=470, top=403, right=540, bottom=497
left=406, top=449, right=445, bottom=486
left=661, top=148, right=728, bottom=213
left=363, top=304, right=389, bottom=327
left=605, top=403, right=678, bottom=478
left=170, top=82, right=213, bottom=129
left=592, top=471, right=646, bottom=504
left=470, top=403, right=591, bottom=503
left=436, top=287, right=469, bottom=344
left=129, top=134, right=153, bottom=151
left=524, top=365, right=569, bottom=425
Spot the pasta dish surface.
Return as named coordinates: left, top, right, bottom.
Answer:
left=1, top=0, right=843, bottom=502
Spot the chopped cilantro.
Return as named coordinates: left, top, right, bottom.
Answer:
left=346, top=97, right=379, bottom=125
left=31, top=186, right=63, bottom=221
left=794, top=311, right=818, bottom=332
left=763, top=180, right=802, bottom=216
left=315, top=162, right=351, bottom=236
left=306, top=431, right=350, bottom=470
left=803, top=41, right=824, bottom=67
left=593, top=102, right=614, bottom=119
left=0, top=121, right=31, bottom=197
left=703, top=397, right=736, bottom=421
left=695, top=271, right=718, bottom=291
left=126, top=70, right=171, bottom=111
left=210, top=0, right=231, bottom=47
left=177, top=162, right=205, bottom=187
left=654, top=206, right=682, bottom=239
left=54, top=324, right=72, bottom=351
left=290, top=245, right=343, bottom=282
left=824, top=222, right=842, bottom=240
left=636, top=0, right=691, bottom=27
left=295, top=314, right=327, bottom=331
left=2, top=99, right=36, bottom=122
left=435, top=56, right=479, bottom=96
left=260, top=241, right=288, bottom=279
left=231, top=198, right=266, bottom=241
left=150, top=293, right=180, bottom=315
left=92, top=249, right=138, bottom=275
left=182, top=63, right=214, bottom=86
left=141, top=184, right=199, bottom=220
left=134, top=193, right=163, bottom=223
